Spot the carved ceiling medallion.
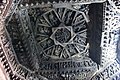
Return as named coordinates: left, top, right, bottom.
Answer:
left=35, top=8, right=88, bottom=59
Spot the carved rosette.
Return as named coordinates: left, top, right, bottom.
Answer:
left=35, top=7, right=88, bottom=59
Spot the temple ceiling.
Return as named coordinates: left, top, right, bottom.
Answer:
left=0, top=0, right=120, bottom=80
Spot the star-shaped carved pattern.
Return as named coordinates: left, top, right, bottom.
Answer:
left=50, top=24, right=75, bottom=47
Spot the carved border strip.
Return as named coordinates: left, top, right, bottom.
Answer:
left=0, top=20, right=47, bottom=80
left=101, top=0, right=120, bottom=66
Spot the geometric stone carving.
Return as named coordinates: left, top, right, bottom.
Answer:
left=1, top=0, right=120, bottom=80
left=101, top=0, right=120, bottom=66
left=35, top=8, right=88, bottom=59
left=17, top=3, right=98, bottom=80
left=6, top=1, right=99, bottom=79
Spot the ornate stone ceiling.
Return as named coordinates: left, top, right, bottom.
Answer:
left=0, top=0, right=120, bottom=80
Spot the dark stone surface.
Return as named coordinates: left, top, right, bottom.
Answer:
left=117, top=30, right=120, bottom=63
left=0, top=0, right=2, bottom=3
left=88, top=3, right=103, bottom=64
